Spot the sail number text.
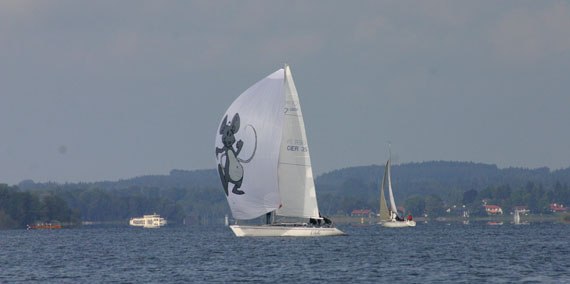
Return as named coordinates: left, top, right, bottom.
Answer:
left=287, top=145, right=308, bottom=152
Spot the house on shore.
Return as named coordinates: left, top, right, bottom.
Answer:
left=484, top=205, right=503, bottom=215
left=550, top=203, right=568, bottom=213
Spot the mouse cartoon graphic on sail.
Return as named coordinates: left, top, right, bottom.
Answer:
left=215, top=113, right=257, bottom=196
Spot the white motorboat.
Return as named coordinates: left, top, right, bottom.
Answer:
left=129, top=213, right=167, bottom=228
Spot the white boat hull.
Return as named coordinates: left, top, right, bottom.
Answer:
left=381, top=220, right=416, bottom=228
left=230, top=224, right=345, bottom=237
left=129, top=214, right=167, bottom=228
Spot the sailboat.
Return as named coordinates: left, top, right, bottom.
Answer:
left=513, top=209, right=521, bottom=224
left=378, top=157, right=416, bottom=228
left=513, top=208, right=529, bottom=225
left=214, top=65, right=344, bottom=237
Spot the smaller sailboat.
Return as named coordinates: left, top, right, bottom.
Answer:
left=513, top=208, right=530, bottom=225
left=378, top=154, right=415, bottom=228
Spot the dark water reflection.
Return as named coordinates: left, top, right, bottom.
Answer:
left=1, top=222, right=569, bottom=283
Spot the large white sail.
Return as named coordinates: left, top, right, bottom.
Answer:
left=387, top=159, right=399, bottom=215
left=276, top=65, right=320, bottom=219
left=215, top=69, right=285, bottom=220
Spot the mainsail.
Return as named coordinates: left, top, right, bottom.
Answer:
left=386, top=159, right=399, bottom=216
left=276, top=65, right=320, bottom=219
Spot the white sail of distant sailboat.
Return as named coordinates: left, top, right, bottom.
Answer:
left=378, top=163, right=390, bottom=222
left=379, top=153, right=416, bottom=228
left=386, top=159, right=400, bottom=219
left=513, top=208, right=529, bottom=225
left=214, top=65, right=344, bottom=237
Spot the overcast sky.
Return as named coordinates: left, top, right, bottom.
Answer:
left=1, top=1, right=569, bottom=185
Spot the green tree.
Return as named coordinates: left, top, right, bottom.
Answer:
left=424, top=194, right=444, bottom=217
left=404, top=196, right=425, bottom=216
left=462, top=189, right=478, bottom=205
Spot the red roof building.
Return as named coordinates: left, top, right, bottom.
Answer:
left=484, top=205, right=503, bottom=215
left=550, top=203, right=568, bottom=212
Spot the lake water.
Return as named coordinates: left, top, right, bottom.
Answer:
left=1, top=222, right=569, bottom=283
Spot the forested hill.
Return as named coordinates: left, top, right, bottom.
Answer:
left=17, top=161, right=570, bottom=202
left=18, top=161, right=570, bottom=192
left=18, top=169, right=219, bottom=191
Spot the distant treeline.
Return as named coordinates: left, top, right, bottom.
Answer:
left=19, top=184, right=225, bottom=227
left=2, top=162, right=570, bottom=229
left=0, top=184, right=79, bottom=229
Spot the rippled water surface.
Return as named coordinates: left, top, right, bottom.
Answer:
left=1, top=222, right=569, bottom=283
